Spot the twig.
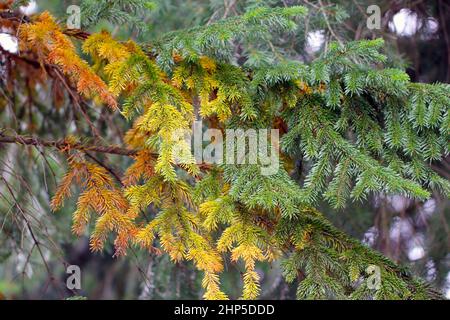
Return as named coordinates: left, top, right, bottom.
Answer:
left=318, top=0, right=344, bottom=47
left=0, top=132, right=213, bottom=171
left=0, top=132, right=138, bottom=157
left=1, top=176, right=65, bottom=298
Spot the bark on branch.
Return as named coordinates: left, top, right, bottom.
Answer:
left=0, top=133, right=213, bottom=171
left=0, top=133, right=138, bottom=157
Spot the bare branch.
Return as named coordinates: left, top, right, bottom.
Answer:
left=0, top=132, right=139, bottom=157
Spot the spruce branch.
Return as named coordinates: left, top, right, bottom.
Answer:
left=0, top=132, right=138, bottom=156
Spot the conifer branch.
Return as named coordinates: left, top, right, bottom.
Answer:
left=0, top=132, right=138, bottom=157
left=0, top=133, right=213, bottom=171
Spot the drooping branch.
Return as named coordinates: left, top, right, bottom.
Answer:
left=0, top=132, right=138, bottom=157
left=0, top=132, right=213, bottom=171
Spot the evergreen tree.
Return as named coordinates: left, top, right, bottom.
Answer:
left=0, top=0, right=448, bottom=299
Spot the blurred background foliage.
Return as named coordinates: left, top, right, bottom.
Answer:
left=0, top=0, right=449, bottom=299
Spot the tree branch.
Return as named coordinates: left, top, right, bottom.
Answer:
left=0, top=132, right=213, bottom=171
left=0, top=132, right=138, bottom=157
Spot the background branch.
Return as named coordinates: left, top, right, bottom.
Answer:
left=0, top=132, right=138, bottom=157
